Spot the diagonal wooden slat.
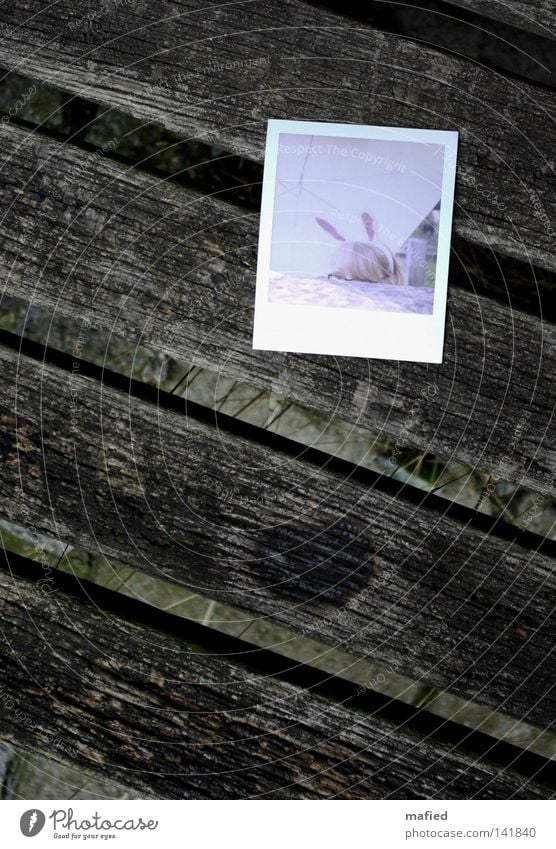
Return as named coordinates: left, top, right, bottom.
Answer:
left=0, top=122, right=554, bottom=494
left=1, top=558, right=554, bottom=799
left=0, top=0, right=554, bottom=268
left=0, top=337, right=554, bottom=729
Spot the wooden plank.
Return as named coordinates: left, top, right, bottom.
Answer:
left=1, top=561, right=554, bottom=799
left=1, top=122, right=554, bottom=494
left=0, top=0, right=554, bottom=269
left=447, top=0, right=556, bottom=40
left=0, top=337, right=554, bottom=731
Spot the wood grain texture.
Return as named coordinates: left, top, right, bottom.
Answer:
left=0, top=122, right=554, bottom=494
left=446, top=0, right=556, bottom=40
left=0, top=339, right=554, bottom=730
left=0, top=563, right=553, bottom=799
left=0, top=0, right=554, bottom=268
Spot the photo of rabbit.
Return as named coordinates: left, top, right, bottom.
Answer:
left=315, top=212, right=404, bottom=286
left=262, top=130, right=447, bottom=315
left=254, top=120, right=458, bottom=361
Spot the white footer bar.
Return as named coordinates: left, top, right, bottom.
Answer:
left=1, top=799, right=554, bottom=848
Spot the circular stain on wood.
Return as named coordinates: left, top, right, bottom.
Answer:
left=252, top=518, right=373, bottom=604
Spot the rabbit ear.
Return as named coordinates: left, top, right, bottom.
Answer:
left=315, top=216, right=346, bottom=242
left=361, top=212, right=375, bottom=241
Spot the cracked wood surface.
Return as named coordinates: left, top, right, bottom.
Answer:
left=0, top=340, right=554, bottom=730
left=0, top=564, right=553, bottom=799
left=0, top=122, right=554, bottom=494
left=0, top=0, right=554, bottom=269
left=446, top=0, right=556, bottom=39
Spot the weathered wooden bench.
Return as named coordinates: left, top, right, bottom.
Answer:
left=0, top=0, right=554, bottom=798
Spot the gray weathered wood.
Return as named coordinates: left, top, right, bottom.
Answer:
left=0, top=0, right=554, bottom=269
left=0, top=121, right=554, bottom=494
left=0, top=340, right=554, bottom=730
left=0, top=565, right=553, bottom=799
left=0, top=743, right=18, bottom=799
left=447, top=0, right=556, bottom=40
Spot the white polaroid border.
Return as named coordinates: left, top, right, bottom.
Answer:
left=252, top=118, right=458, bottom=363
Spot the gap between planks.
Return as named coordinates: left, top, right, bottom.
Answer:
left=1, top=546, right=556, bottom=801
left=1, top=513, right=554, bottom=762
left=0, top=121, right=554, bottom=495
left=0, top=0, right=554, bottom=269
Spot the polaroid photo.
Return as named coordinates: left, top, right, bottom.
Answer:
left=253, top=119, right=458, bottom=363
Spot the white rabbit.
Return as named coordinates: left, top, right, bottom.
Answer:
left=315, top=212, right=403, bottom=285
